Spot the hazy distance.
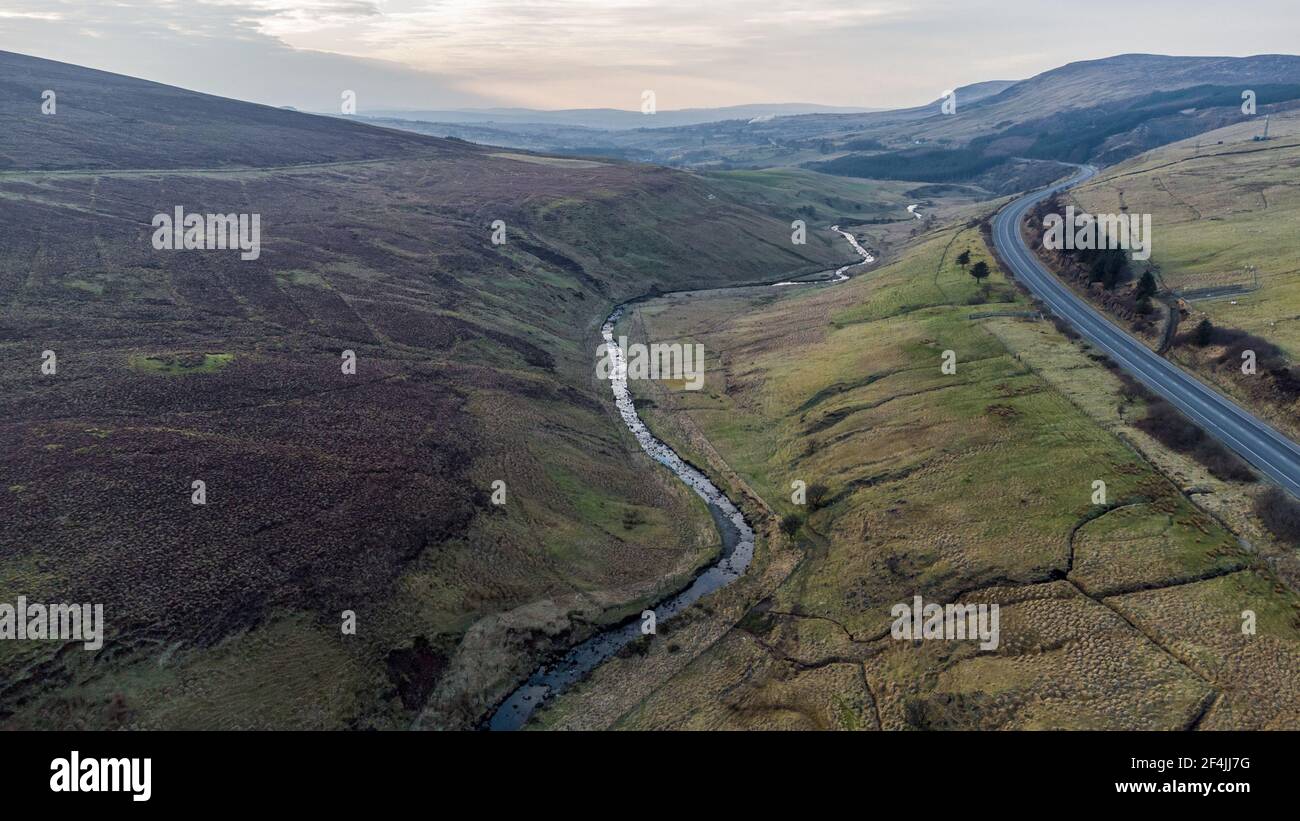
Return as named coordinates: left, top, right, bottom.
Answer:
left=1, top=1, right=1298, bottom=121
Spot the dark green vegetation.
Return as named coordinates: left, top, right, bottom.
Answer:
left=0, top=53, right=846, bottom=728
left=1119, top=375, right=1257, bottom=483
left=1256, top=487, right=1300, bottom=543
left=812, top=147, right=1005, bottom=183
left=698, top=168, right=934, bottom=225
left=968, top=83, right=1300, bottom=166
left=817, top=80, right=1300, bottom=187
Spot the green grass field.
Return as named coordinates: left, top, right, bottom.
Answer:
left=534, top=220, right=1300, bottom=730
left=1075, top=110, right=1300, bottom=357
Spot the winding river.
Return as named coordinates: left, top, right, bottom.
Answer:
left=486, top=227, right=874, bottom=731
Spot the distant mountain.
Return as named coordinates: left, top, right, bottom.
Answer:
left=914, top=53, right=1300, bottom=142
left=743, top=54, right=1300, bottom=148
left=809, top=54, right=1300, bottom=184
left=365, top=55, right=1300, bottom=176
left=945, top=80, right=1019, bottom=104
left=843, top=55, right=1296, bottom=183
left=363, top=103, right=879, bottom=131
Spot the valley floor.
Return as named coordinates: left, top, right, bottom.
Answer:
left=533, top=217, right=1300, bottom=730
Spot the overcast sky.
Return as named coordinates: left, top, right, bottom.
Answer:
left=1, top=0, right=1298, bottom=112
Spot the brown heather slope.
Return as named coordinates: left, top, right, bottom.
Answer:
left=0, top=55, right=850, bottom=728
left=0, top=50, right=442, bottom=170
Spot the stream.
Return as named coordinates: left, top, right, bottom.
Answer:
left=486, top=226, right=874, bottom=731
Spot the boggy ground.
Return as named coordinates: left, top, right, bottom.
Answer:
left=533, top=218, right=1300, bottom=730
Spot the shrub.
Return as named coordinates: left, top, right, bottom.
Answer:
left=1135, top=270, right=1158, bottom=300
left=1192, top=318, right=1214, bottom=347
left=1254, top=486, right=1300, bottom=545
left=1049, top=313, right=1080, bottom=341
left=806, top=483, right=830, bottom=510
left=622, top=508, right=647, bottom=530
left=1116, top=370, right=1152, bottom=403
left=1177, top=321, right=1300, bottom=402
left=1134, top=398, right=1256, bottom=482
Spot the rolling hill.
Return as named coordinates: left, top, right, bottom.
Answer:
left=362, top=103, right=878, bottom=130
left=0, top=50, right=450, bottom=170
left=0, top=51, right=850, bottom=729
left=810, top=55, right=1300, bottom=184
left=394, top=54, right=1300, bottom=182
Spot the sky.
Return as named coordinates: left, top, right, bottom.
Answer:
left=1, top=0, right=1298, bottom=112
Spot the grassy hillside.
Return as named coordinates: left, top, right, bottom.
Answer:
left=701, top=167, right=983, bottom=225
left=1070, top=110, right=1300, bottom=441
left=1076, top=110, right=1300, bottom=354
left=0, top=57, right=847, bottom=729
left=532, top=219, right=1300, bottom=730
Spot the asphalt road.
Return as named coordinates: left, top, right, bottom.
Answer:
left=992, top=165, right=1300, bottom=496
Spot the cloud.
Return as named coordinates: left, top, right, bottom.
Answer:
left=0, top=11, right=65, bottom=20
left=0, top=0, right=494, bottom=110
left=2, top=0, right=1299, bottom=110
left=279, top=0, right=927, bottom=106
